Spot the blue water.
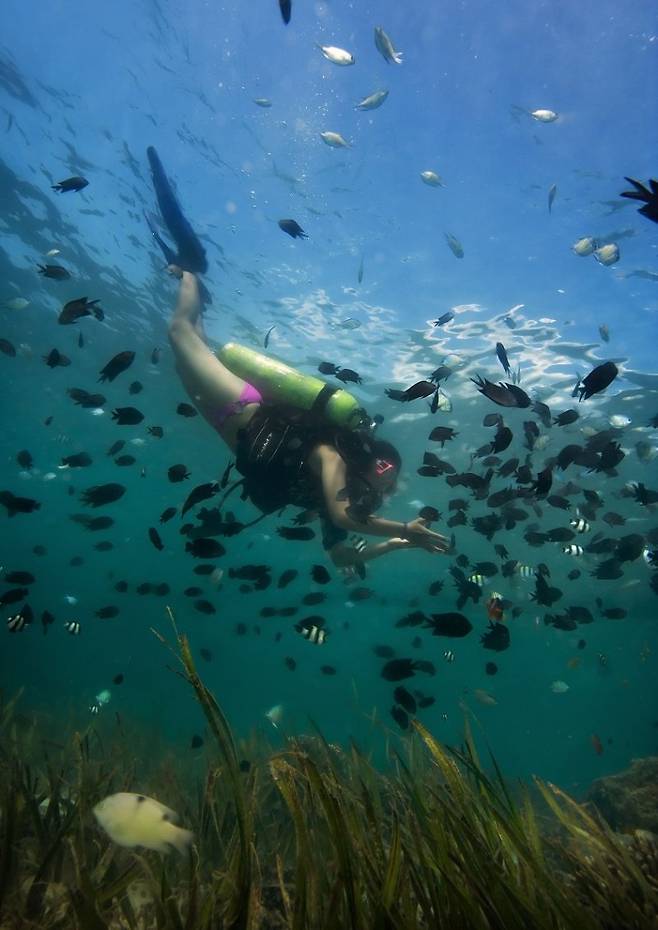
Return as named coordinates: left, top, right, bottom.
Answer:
left=1, top=0, right=657, bottom=795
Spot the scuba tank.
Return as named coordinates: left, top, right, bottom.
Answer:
left=217, top=343, right=366, bottom=429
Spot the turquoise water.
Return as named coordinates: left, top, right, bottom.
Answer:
left=1, top=0, right=657, bottom=796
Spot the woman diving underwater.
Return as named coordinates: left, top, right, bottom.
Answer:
left=147, top=146, right=448, bottom=567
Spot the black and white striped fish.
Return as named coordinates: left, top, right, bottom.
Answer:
left=350, top=534, right=367, bottom=553
left=295, top=621, right=328, bottom=644
left=563, top=544, right=584, bottom=556
left=570, top=518, right=590, bottom=534
left=64, top=620, right=81, bottom=635
left=7, top=612, right=29, bottom=632
left=443, top=650, right=455, bottom=663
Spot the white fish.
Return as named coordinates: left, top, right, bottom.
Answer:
left=42, top=472, right=57, bottom=481
left=473, top=689, right=497, bottom=706
left=420, top=170, right=445, bottom=187
left=435, top=389, right=452, bottom=413
left=530, top=109, right=558, bottom=122
left=64, top=595, right=78, bottom=605
left=572, top=236, right=597, bottom=256
left=551, top=680, right=570, bottom=694
left=609, top=414, right=631, bottom=428
left=4, top=297, right=30, bottom=311
left=355, top=89, right=389, bottom=111
left=90, top=408, right=105, bottom=417
left=374, top=26, right=403, bottom=64
left=95, top=689, right=112, bottom=706
left=593, top=243, right=620, bottom=266
left=317, top=44, right=355, bottom=66
left=253, top=98, right=272, bottom=108
left=130, top=437, right=146, bottom=446
left=265, top=704, right=284, bottom=729
left=46, top=248, right=61, bottom=256
left=93, top=792, right=193, bottom=855
left=320, top=131, right=350, bottom=148
left=210, top=567, right=224, bottom=588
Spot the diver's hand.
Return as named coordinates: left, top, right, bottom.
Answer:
left=391, top=536, right=445, bottom=555
left=402, top=518, right=449, bottom=552
left=166, top=263, right=184, bottom=279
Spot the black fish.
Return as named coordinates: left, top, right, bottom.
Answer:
left=181, top=481, right=219, bottom=516
left=431, top=312, right=454, bottom=327
left=277, top=526, right=316, bottom=540
left=381, top=658, right=433, bottom=681
left=390, top=706, right=409, bottom=729
left=114, top=455, right=136, bottom=466
left=373, top=644, right=395, bottom=658
left=578, top=362, right=618, bottom=401
left=96, top=606, right=119, bottom=619
left=41, top=610, right=55, bottom=635
left=264, top=325, right=276, bottom=348
left=394, top=610, right=427, bottom=628
left=151, top=347, right=161, bottom=364
left=278, top=569, right=298, bottom=589
left=319, top=362, right=339, bottom=375
left=185, top=538, right=226, bottom=558
left=321, top=665, right=336, bottom=675
left=485, top=662, right=498, bottom=676
left=194, top=600, right=216, bottom=615
left=428, top=426, right=458, bottom=445
left=491, top=424, right=513, bottom=453
left=311, top=564, right=331, bottom=584
left=419, top=506, right=440, bottom=522
left=532, top=401, right=552, bottom=428
left=149, top=527, right=164, bottom=551
left=159, top=507, right=177, bottom=524
left=386, top=381, right=436, bottom=402
left=529, top=467, right=552, bottom=497
left=0, top=338, right=16, bottom=357
left=620, top=176, right=658, bottom=223
left=111, top=406, right=144, bottom=425
left=58, top=297, right=103, bottom=324
left=168, top=464, right=190, bottom=482
left=52, top=176, right=89, bottom=193
left=148, top=426, right=164, bottom=438
left=0, top=587, right=28, bottom=606
left=278, top=0, right=291, bottom=24
left=3, top=570, right=34, bottom=585
left=80, top=483, right=126, bottom=507
left=278, top=218, right=307, bottom=238
left=191, top=734, right=204, bottom=749
left=70, top=514, right=114, bottom=530
left=394, top=686, right=417, bottom=714
left=68, top=388, right=106, bottom=408
left=554, top=409, right=579, bottom=426
left=107, top=440, right=125, bottom=457
left=43, top=348, right=71, bottom=368
left=177, top=403, right=198, bottom=417
left=129, top=381, right=143, bottom=395
left=424, top=612, right=473, bottom=638
left=531, top=573, right=562, bottom=607
left=61, top=452, right=93, bottom=468
left=37, top=263, right=71, bottom=280
left=0, top=491, right=41, bottom=516
left=16, top=450, right=33, bottom=470
left=335, top=368, right=362, bottom=384
left=495, top=342, right=511, bottom=375
left=480, top=621, right=510, bottom=651
left=471, top=376, right=531, bottom=408
left=430, top=365, right=452, bottom=382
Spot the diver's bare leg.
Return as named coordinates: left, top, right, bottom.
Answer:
left=168, top=270, right=247, bottom=410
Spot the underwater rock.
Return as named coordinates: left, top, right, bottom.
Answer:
left=586, top=756, right=658, bottom=832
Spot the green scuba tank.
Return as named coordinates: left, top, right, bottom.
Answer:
left=217, top=342, right=365, bottom=429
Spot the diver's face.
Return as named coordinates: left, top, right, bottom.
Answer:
left=366, top=458, right=398, bottom=494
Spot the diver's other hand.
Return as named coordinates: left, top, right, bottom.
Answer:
left=402, top=518, right=449, bottom=552
left=166, top=263, right=184, bottom=279
left=389, top=537, right=444, bottom=555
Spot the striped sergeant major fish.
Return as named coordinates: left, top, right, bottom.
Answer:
left=515, top=563, right=534, bottom=579
left=570, top=518, right=591, bottom=534
left=295, top=621, right=328, bottom=644
left=563, top=544, right=584, bottom=557
left=64, top=620, right=81, bottom=635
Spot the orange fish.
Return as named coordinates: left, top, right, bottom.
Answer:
left=486, top=592, right=504, bottom=622
left=566, top=657, right=580, bottom=670
left=591, top=733, right=604, bottom=756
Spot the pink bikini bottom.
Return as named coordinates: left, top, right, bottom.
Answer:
left=211, top=382, right=263, bottom=430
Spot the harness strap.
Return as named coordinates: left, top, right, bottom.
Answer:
left=310, top=383, right=338, bottom=415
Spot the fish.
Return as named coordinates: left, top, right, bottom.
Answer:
left=111, top=407, right=144, bottom=425
left=128, top=381, right=143, bottom=395
left=64, top=620, right=81, bottom=635
left=445, top=233, right=464, bottom=258
left=114, top=455, right=136, bottom=466
left=386, top=381, right=437, bottom=403
left=37, top=263, right=71, bottom=280
left=264, top=325, right=276, bottom=348
left=593, top=243, right=620, bottom=266
left=181, top=482, right=219, bottom=516
left=599, top=324, right=610, bottom=342
left=394, top=686, right=417, bottom=714
left=254, top=97, right=272, bottom=107
left=5, top=297, right=30, bottom=311
left=390, top=706, right=409, bottom=729
left=554, top=409, right=579, bottom=427
left=572, top=236, right=597, bottom=256
left=431, top=314, right=454, bottom=328
left=148, top=426, right=164, bottom=438
left=148, top=527, right=164, bottom=551
left=374, top=26, right=403, bottom=64
left=480, top=621, right=510, bottom=651
left=620, top=176, right=658, bottom=224
left=317, top=45, right=355, bottom=66
left=473, top=689, right=497, bottom=706
left=151, top=347, right=160, bottom=365
left=278, top=0, right=291, bottom=25
left=96, top=606, right=119, bottom=619
left=485, top=662, right=498, bottom=676
left=58, top=297, right=103, bottom=324
left=52, top=176, right=89, bottom=193
left=471, top=376, right=531, bottom=408
left=335, top=368, right=362, bottom=384
left=578, top=361, right=619, bottom=401
left=7, top=610, right=31, bottom=632
left=570, top=518, right=590, bottom=534
left=530, top=109, right=558, bottom=122
left=563, top=544, right=584, bottom=557
left=590, top=733, right=604, bottom=755
left=423, top=612, right=473, bottom=637
left=98, top=351, right=135, bottom=383
left=190, top=734, right=204, bottom=749
left=0, top=491, right=41, bottom=516
left=277, top=569, right=298, bottom=589
left=381, top=658, right=434, bottom=681
left=0, top=338, right=16, bottom=356
left=277, top=526, right=315, bottom=541
left=60, top=452, right=93, bottom=468
left=548, top=183, right=557, bottom=213
left=551, top=680, right=569, bottom=694
left=355, top=89, right=389, bottom=111
left=420, top=170, right=445, bottom=187
left=42, top=348, right=71, bottom=368
left=185, top=538, right=226, bottom=558
left=295, top=619, right=328, bottom=644
left=320, top=131, right=350, bottom=148
left=194, top=600, right=216, bottom=615
left=278, top=219, right=308, bottom=239
left=495, top=342, right=511, bottom=375
left=311, top=565, right=331, bottom=585
left=80, top=483, right=126, bottom=507
left=93, top=792, right=193, bottom=854
left=168, top=464, right=190, bottom=482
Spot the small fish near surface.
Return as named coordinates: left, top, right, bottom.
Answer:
left=355, top=89, right=389, bottom=111
left=111, top=407, right=144, bottom=425
left=278, top=0, right=291, bottom=25
left=572, top=236, right=597, bottom=256
left=381, top=658, right=435, bottom=681
left=471, top=376, right=531, bottom=408
left=58, top=297, right=104, bottom=325
left=548, top=183, right=557, bottom=213
left=93, top=792, right=193, bottom=854
left=320, top=131, right=350, bottom=148
left=99, top=351, right=135, bottom=383
left=386, top=380, right=437, bottom=403
left=37, top=264, right=71, bottom=281
left=420, top=170, right=445, bottom=188
left=374, top=26, right=403, bottom=64
left=593, top=243, right=620, bottom=266
left=80, top=483, right=126, bottom=507
left=52, top=176, right=89, bottom=193
left=577, top=361, right=618, bottom=401
left=620, top=176, right=658, bottom=224
left=445, top=233, right=464, bottom=259
left=278, top=219, right=307, bottom=239
left=317, top=44, right=355, bottom=66
left=43, top=348, right=71, bottom=368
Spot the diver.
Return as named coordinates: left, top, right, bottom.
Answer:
left=147, top=145, right=448, bottom=566
left=167, top=269, right=449, bottom=568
